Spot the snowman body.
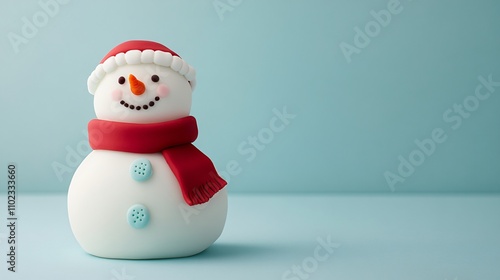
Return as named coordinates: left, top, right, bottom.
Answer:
left=68, top=150, right=227, bottom=259
left=68, top=41, right=227, bottom=259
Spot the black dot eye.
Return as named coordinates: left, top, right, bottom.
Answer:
left=151, top=75, right=159, bottom=82
left=118, top=76, right=125, bottom=84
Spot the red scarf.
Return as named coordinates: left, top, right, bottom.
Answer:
left=88, top=116, right=227, bottom=206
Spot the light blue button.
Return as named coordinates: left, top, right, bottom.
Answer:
left=130, top=158, right=152, bottom=182
left=127, top=204, right=150, bottom=229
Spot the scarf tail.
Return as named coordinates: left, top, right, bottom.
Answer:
left=162, top=145, right=227, bottom=206
left=188, top=173, right=227, bottom=205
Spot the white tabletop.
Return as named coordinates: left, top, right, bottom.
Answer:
left=0, top=193, right=499, bottom=280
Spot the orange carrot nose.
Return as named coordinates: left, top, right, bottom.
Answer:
left=129, top=74, right=145, bottom=95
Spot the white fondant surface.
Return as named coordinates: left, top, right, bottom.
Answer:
left=68, top=150, right=227, bottom=259
left=93, top=64, right=192, bottom=124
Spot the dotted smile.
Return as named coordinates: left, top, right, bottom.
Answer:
left=116, top=74, right=165, bottom=111
left=120, top=96, right=161, bottom=111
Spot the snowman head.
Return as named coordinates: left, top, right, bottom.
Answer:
left=87, top=40, right=196, bottom=124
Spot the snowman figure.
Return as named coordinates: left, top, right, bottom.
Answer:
left=68, top=40, right=227, bottom=259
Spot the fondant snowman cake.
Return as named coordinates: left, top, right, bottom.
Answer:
left=67, top=40, right=228, bottom=259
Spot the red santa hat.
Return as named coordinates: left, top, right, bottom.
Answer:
left=87, top=40, right=196, bottom=94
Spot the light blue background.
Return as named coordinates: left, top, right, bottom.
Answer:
left=1, top=0, right=499, bottom=193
